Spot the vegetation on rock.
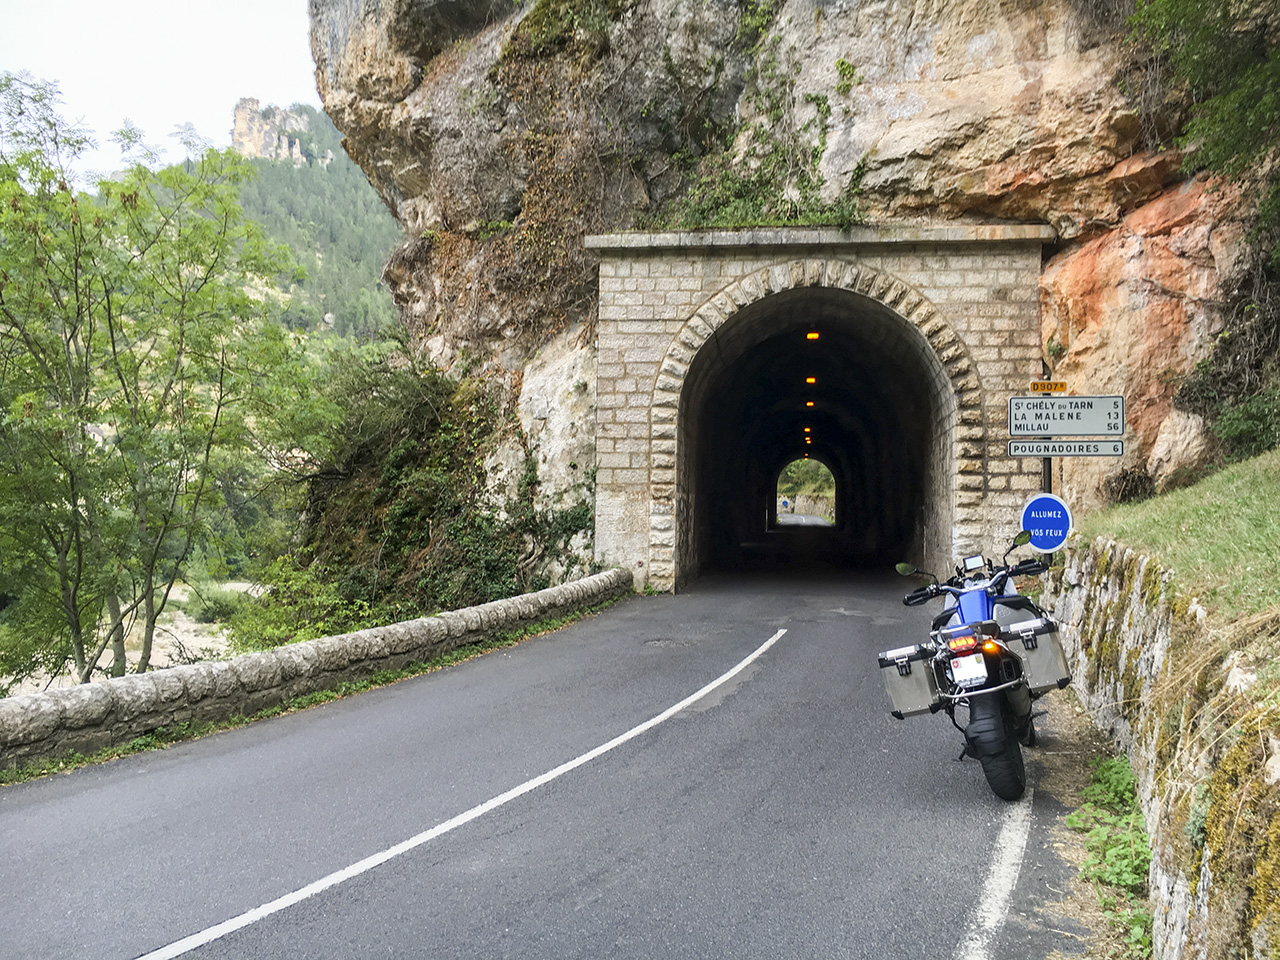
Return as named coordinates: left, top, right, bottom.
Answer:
left=229, top=354, right=594, bottom=650
left=1130, top=0, right=1280, bottom=460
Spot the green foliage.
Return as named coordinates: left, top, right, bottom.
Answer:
left=777, top=458, right=835, bottom=499
left=1131, top=0, right=1279, bottom=192
left=507, top=0, right=625, bottom=60
left=736, top=0, right=781, bottom=48
left=655, top=28, right=865, bottom=231
left=834, top=58, right=861, bottom=96
left=0, top=73, right=319, bottom=686
left=1211, top=387, right=1280, bottom=460
left=185, top=585, right=250, bottom=625
left=230, top=356, right=594, bottom=649
left=1133, top=3, right=1280, bottom=455
left=1066, top=754, right=1154, bottom=958
left=1078, top=446, right=1280, bottom=618
left=234, top=105, right=402, bottom=341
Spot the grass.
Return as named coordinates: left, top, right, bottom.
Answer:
left=1065, top=754, right=1154, bottom=959
left=0, top=597, right=621, bottom=788
left=1076, top=447, right=1280, bottom=618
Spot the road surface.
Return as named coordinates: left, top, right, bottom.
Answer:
left=0, top=572, right=1084, bottom=959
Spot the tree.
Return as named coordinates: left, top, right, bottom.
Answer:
left=1132, top=0, right=1280, bottom=259
left=0, top=73, right=306, bottom=688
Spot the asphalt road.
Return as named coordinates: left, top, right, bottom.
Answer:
left=776, top=512, right=832, bottom=526
left=0, top=572, right=1081, bottom=959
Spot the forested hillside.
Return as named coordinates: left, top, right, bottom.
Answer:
left=235, top=105, right=402, bottom=341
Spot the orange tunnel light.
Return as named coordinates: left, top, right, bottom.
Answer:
left=806, top=332, right=820, bottom=340
left=805, top=377, right=817, bottom=384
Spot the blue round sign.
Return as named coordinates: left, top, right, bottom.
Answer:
left=1021, top=493, right=1072, bottom=553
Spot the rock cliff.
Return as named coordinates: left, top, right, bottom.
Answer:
left=307, top=0, right=1246, bottom=517
left=232, top=97, right=334, bottom=166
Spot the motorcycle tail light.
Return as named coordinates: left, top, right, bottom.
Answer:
left=947, top=635, right=978, bottom=654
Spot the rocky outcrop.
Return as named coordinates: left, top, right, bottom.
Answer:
left=1041, top=177, right=1246, bottom=510
left=307, top=0, right=1243, bottom=519
left=232, top=98, right=333, bottom=166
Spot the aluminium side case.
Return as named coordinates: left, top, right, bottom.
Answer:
left=877, top=643, right=941, bottom=718
left=993, top=599, right=1071, bottom=694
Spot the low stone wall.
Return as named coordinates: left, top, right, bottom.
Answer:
left=0, top=568, right=633, bottom=771
left=791, top=494, right=834, bottom=520
left=1045, top=538, right=1280, bottom=960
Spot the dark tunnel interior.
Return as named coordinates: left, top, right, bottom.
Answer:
left=677, top=287, right=954, bottom=581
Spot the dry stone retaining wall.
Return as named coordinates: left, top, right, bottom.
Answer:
left=1047, top=539, right=1280, bottom=960
left=0, top=569, right=633, bottom=771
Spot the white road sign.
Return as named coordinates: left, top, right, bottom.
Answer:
left=1008, top=440, right=1125, bottom=457
left=1008, top=395, right=1125, bottom=437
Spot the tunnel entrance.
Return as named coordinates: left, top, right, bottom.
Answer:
left=676, top=287, right=954, bottom=582
left=588, top=226, right=1055, bottom=593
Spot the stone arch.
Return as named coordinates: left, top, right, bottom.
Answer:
left=647, top=258, right=984, bottom=590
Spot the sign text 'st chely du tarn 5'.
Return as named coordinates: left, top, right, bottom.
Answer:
left=1008, top=395, right=1125, bottom=437
left=1008, top=440, right=1124, bottom=457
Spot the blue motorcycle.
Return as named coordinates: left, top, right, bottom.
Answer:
left=879, top=530, right=1071, bottom=800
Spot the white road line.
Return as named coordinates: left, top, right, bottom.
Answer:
left=953, top=788, right=1035, bottom=960
left=135, top=628, right=788, bottom=960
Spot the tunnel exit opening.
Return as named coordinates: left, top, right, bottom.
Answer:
left=675, top=286, right=956, bottom=586
left=773, top=458, right=836, bottom=528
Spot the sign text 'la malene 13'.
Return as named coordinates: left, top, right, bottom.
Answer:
left=1008, top=395, right=1124, bottom=437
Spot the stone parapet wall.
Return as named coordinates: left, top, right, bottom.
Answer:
left=0, top=569, right=633, bottom=771
left=1046, top=539, right=1279, bottom=959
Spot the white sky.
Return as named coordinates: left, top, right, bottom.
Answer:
left=0, top=0, right=322, bottom=175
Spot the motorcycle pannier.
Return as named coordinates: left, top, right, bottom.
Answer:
left=994, top=602, right=1071, bottom=694
left=877, top=643, right=940, bottom=718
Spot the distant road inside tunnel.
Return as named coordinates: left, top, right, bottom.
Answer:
left=776, top=512, right=833, bottom=526
left=2, top=573, right=1067, bottom=960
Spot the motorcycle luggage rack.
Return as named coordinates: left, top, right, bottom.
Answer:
left=938, top=677, right=1026, bottom=700
left=931, top=620, right=1000, bottom=645
left=1000, top=617, right=1053, bottom=650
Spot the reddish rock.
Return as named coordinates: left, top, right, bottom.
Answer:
left=1040, top=177, right=1242, bottom=510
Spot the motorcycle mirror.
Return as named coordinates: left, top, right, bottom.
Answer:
left=1003, top=529, right=1033, bottom=565
left=894, top=562, right=918, bottom=577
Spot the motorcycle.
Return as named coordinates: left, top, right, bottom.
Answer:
left=877, top=530, right=1071, bottom=801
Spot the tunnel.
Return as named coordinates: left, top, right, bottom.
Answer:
left=675, top=286, right=956, bottom=585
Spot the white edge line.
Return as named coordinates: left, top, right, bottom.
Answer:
left=136, top=628, right=788, bottom=960
left=952, top=787, right=1035, bottom=960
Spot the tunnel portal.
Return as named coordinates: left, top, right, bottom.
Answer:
left=587, top=226, right=1055, bottom=592
left=682, top=287, right=948, bottom=574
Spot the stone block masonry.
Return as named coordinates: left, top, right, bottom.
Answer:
left=0, top=569, right=633, bottom=771
left=587, top=226, right=1057, bottom=590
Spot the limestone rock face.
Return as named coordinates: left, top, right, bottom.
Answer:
left=1041, top=177, right=1244, bottom=509
left=309, top=0, right=1243, bottom=524
left=232, top=98, right=319, bottom=165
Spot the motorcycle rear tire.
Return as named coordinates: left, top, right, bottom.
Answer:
left=967, top=694, right=1027, bottom=801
